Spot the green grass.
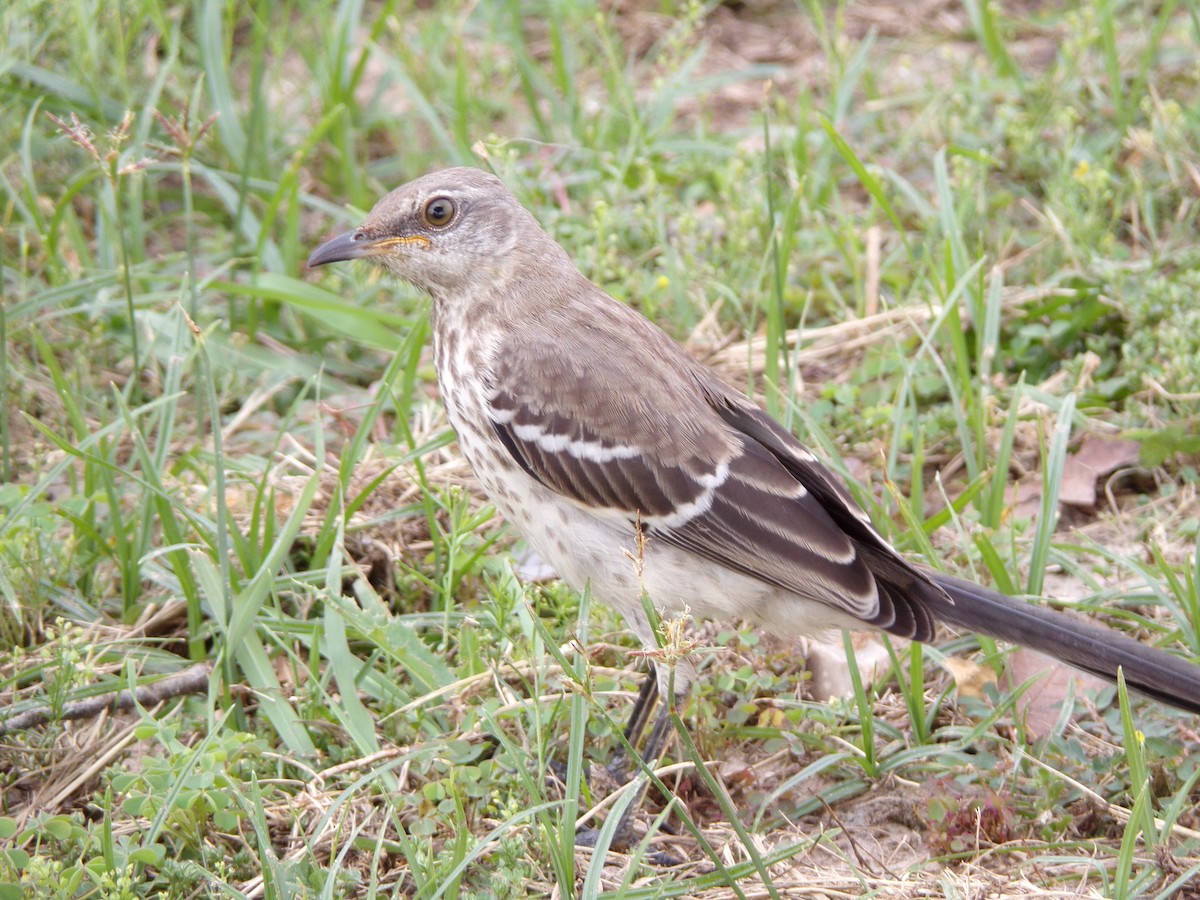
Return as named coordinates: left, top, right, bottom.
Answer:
left=3, top=0, right=1200, bottom=896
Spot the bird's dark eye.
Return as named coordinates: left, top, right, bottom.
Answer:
left=423, top=197, right=456, bottom=227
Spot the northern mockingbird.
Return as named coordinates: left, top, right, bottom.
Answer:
left=308, top=166, right=1200, bottom=791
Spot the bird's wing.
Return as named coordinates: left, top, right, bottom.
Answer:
left=485, top=303, right=939, bottom=639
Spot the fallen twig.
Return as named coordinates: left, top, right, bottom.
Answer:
left=0, top=662, right=213, bottom=736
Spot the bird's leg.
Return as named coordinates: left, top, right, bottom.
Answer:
left=586, top=702, right=677, bottom=851
left=580, top=614, right=697, bottom=850
left=636, top=700, right=674, bottom=773
left=606, top=670, right=660, bottom=782
left=577, top=670, right=685, bottom=851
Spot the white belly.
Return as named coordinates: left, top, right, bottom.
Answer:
left=433, top=323, right=859, bottom=667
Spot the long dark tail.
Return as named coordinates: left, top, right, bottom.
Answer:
left=921, top=571, right=1200, bottom=714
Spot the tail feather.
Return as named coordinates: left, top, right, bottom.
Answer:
left=922, top=571, right=1200, bottom=715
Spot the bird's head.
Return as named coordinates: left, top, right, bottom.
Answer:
left=307, top=167, right=547, bottom=297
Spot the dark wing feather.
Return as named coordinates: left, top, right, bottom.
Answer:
left=697, top=383, right=944, bottom=638
left=485, top=309, right=943, bottom=637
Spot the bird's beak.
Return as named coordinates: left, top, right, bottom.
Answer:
left=307, top=230, right=374, bottom=268
left=307, top=230, right=432, bottom=268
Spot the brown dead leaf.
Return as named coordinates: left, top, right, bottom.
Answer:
left=942, top=656, right=997, bottom=700
left=1007, top=477, right=1044, bottom=522
left=1007, top=435, right=1140, bottom=519
left=1059, top=435, right=1141, bottom=510
left=718, top=757, right=756, bottom=787
left=1003, top=647, right=1109, bottom=737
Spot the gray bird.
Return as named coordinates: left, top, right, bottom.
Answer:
left=308, top=167, right=1200, bottom=796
